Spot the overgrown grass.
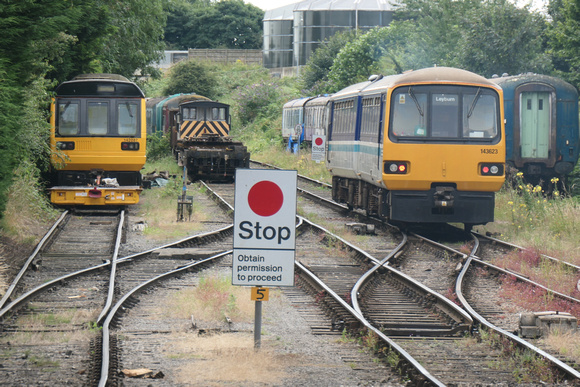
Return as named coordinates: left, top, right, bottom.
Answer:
left=164, top=271, right=253, bottom=323
left=476, top=173, right=580, bottom=262
left=253, top=147, right=332, bottom=184
left=479, top=327, right=559, bottom=384
left=0, top=161, right=60, bottom=243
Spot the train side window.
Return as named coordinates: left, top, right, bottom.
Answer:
left=118, top=102, right=139, bottom=136
left=58, top=101, right=80, bottom=136
left=88, top=102, right=109, bottom=135
left=391, top=92, right=427, bottom=137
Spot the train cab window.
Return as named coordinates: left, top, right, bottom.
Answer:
left=183, top=107, right=196, bottom=120
left=118, top=102, right=139, bottom=136
left=212, top=107, right=226, bottom=120
left=58, top=101, right=80, bottom=136
left=431, top=94, right=459, bottom=138
left=391, top=91, right=427, bottom=137
left=88, top=102, right=109, bottom=135
left=390, top=85, right=500, bottom=142
left=462, top=94, right=498, bottom=138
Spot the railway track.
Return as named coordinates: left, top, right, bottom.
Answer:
left=0, top=189, right=235, bottom=386
left=1, top=163, right=579, bottom=385
left=251, top=160, right=580, bottom=384
left=0, top=209, right=125, bottom=385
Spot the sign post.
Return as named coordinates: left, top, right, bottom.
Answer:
left=233, top=169, right=297, bottom=348
left=311, top=135, right=326, bottom=163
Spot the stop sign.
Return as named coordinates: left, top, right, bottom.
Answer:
left=233, top=169, right=297, bottom=287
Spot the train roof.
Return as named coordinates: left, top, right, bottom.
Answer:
left=152, top=93, right=211, bottom=110
left=72, top=73, right=131, bottom=82
left=306, top=95, right=333, bottom=105
left=56, top=74, right=145, bottom=98
left=179, top=99, right=229, bottom=108
left=332, top=67, right=499, bottom=100
left=489, top=73, right=578, bottom=98
left=283, top=97, right=314, bottom=108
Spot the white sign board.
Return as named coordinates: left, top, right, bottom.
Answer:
left=233, top=169, right=297, bottom=287
left=311, top=135, right=326, bottom=162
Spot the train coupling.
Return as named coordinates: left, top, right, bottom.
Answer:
left=433, top=186, right=455, bottom=207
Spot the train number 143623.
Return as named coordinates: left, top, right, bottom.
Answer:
left=480, top=148, right=498, bottom=154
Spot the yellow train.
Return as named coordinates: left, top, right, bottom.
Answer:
left=49, top=74, right=146, bottom=206
left=327, top=67, right=506, bottom=230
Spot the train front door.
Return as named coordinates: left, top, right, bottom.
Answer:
left=520, top=91, right=550, bottom=159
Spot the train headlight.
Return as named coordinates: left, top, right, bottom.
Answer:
left=480, top=163, right=504, bottom=176
left=384, top=161, right=408, bottom=174
left=56, top=141, right=75, bottom=150
left=121, top=142, right=140, bottom=151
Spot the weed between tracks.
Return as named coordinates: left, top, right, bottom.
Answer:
left=478, top=328, right=559, bottom=384
left=0, top=307, right=100, bottom=345
left=164, top=272, right=255, bottom=323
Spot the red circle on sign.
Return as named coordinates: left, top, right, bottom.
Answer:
left=248, top=181, right=284, bottom=217
left=315, top=137, right=323, bottom=146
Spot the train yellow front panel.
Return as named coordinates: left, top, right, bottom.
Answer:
left=382, top=142, right=505, bottom=192
left=53, top=137, right=146, bottom=171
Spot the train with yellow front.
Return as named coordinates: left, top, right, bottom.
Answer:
left=49, top=74, right=146, bottom=206
left=326, top=67, right=506, bottom=231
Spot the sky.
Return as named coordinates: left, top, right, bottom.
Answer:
left=245, top=0, right=299, bottom=10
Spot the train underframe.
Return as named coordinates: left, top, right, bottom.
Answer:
left=178, top=138, right=250, bottom=182
left=331, top=176, right=495, bottom=230
left=50, top=170, right=142, bottom=206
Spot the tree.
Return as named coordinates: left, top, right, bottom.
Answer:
left=0, top=63, right=22, bottom=217
left=326, top=0, right=551, bottom=92
left=300, top=30, right=358, bottom=94
left=98, top=0, right=167, bottom=79
left=164, top=60, right=219, bottom=99
left=0, top=0, right=110, bottom=83
left=166, top=0, right=263, bottom=49
left=455, top=0, right=551, bottom=77
left=327, top=27, right=403, bottom=91
left=547, top=0, right=580, bottom=87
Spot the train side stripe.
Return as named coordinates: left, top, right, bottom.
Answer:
left=328, top=142, right=380, bottom=156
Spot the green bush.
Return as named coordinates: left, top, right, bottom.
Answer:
left=232, top=81, right=280, bottom=125
left=163, top=59, right=218, bottom=99
left=146, top=134, right=173, bottom=162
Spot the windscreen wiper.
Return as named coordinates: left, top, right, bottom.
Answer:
left=408, top=87, right=424, bottom=116
left=467, top=88, right=481, bottom=118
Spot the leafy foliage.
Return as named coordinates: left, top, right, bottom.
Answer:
left=454, top=0, right=551, bottom=77
left=146, top=134, right=173, bottom=162
left=98, top=0, right=166, bottom=78
left=319, top=0, right=551, bottom=92
left=300, top=30, right=358, bottom=94
left=232, top=82, right=280, bottom=125
left=164, top=0, right=263, bottom=50
left=0, top=64, right=22, bottom=218
left=163, top=60, right=218, bottom=99
left=547, top=0, right=580, bottom=88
